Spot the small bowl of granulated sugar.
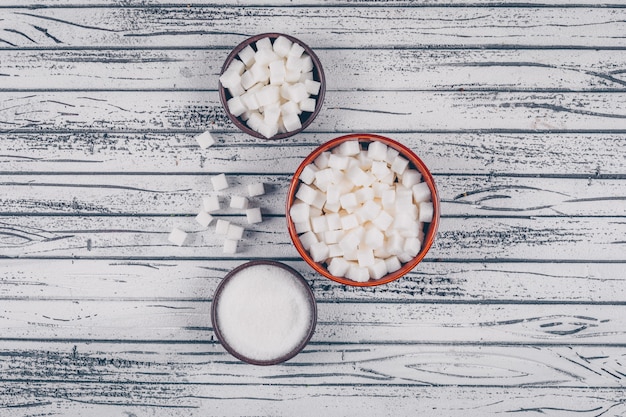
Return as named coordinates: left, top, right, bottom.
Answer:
left=211, top=260, right=317, bottom=365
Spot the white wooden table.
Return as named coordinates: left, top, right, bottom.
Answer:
left=1, top=1, right=625, bottom=415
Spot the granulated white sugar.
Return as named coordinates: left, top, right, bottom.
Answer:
left=216, top=264, right=313, bottom=362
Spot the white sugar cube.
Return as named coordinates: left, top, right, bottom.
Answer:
left=288, top=83, right=309, bottom=103
left=314, top=168, right=335, bottom=191
left=256, top=37, right=272, bottom=50
left=289, top=201, right=310, bottom=223
left=299, top=71, right=314, bottom=83
left=343, top=249, right=358, bottom=261
left=385, top=256, right=402, bottom=273
left=230, top=195, right=248, bottom=210
left=326, top=185, right=341, bottom=205
left=338, top=140, right=361, bottom=156
left=203, top=195, right=220, bottom=213
left=195, top=211, right=214, bottom=228
left=356, top=200, right=381, bottom=223
left=258, top=122, right=278, bottom=139
left=227, top=96, right=247, bottom=117
left=357, top=249, right=376, bottom=268
left=372, top=182, right=390, bottom=198
left=255, top=85, right=280, bottom=107
left=263, top=104, right=281, bottom=125
left=328, top=154, right=350, bottom=171
left=227, top=83, right=246, bottom=98
left=311, top=190, right=326, bottom=210
left=288, top=42, right=305, bottom=58
left=240, top=89, right=260, bottom=109
left=304, top=79, right=321, bottom=96
left=247, top=182, right=265, bottom=197
left=311, top=215, right=328, bottom=233
left=254, top=48, right=278, bottom=66
left=404, top=236, right=422, bottom=257
left=346, top=166, right=370, bottom=186
left=219, top=70, right=241, bottom=89
left=368, top=259, right=388, bottom=280
left=393, top=213, right=414, bottom=231
left=326, top=212, right=341, bottom=230
left=355, top=187, right=375, bottom=204
left=294, top=220, right=311, bottom=234
left=395, top=185, right=414, bottom=207
left=364, top=227, right=384, bottom=249
left=285, top=55, right=301, bottom=71
left=223, top=239, right=238, bottom=254
left=299, top=97, right=316, bottom=113
left=382, top=189, right=396, bottom=209
left=388, top=234, right=405, bottom=255
left=282, top=112, right=302, bottom=132
left=227, top=59, right=245, bottom=75
left=357, top=152, right=373, bottom=170
left=340, top=213, right=359, bottom=230
left=400, top=221, right=421, bottom=238
left=380, top=171, right=396, bottom=185
left=324, top=230, right=343, bottom=244
left=367, top=140, right=388, bottom=161
left=314, top=152, right=331, bottom=169
left=285, top=69, right=301, bottom=83
left=328, top=257, right=350, bottom=277
left=371, top=160, right=391, bottom=179
left=247, top=112, right=263, bottom=131
left=295, top=184, right=319, bottom=206
left=168, top=227, right=187, bottom=246
left=412, top=182, right=431, bottom=203
left=402, top=169, right=422, bottom=188
left=215, top=219, right=230, bottom=235
left=419, top=202, right=434, bottom=222
left=299, top=231, right=318, bottom=250
left=323, top=200, right=341, bottom=213
left=391, top=155, right=409, bottom=175
left=211, top=173, right=229, bottom=191
left=300, top=164, right=318, bottom=185
left=227, top=224, right=245, bottom=240
left=194, top=131, right=216, bottom=149
left=273, top=35, right=293, bottom=57
left=397, top=252, right=414, bottom=263
left=281, top=100, right=300, bottom=115
left=309, top=241, right=329, bottom=262
left=328, top=244, right=343, bottom=258
left=385, top=147, right=400, bottom=165
left=238, top=45, right=256, bottom=67
left=339, top=229, right=361, bottom=252
left=245, top=207, right=263, bottom=224
left=250, top=62, right=270, bottom=84
left=372, top=210, right=394, bottom=230
left=346, top=264, right=370, bottom=282
left=269, top=60, right=286, bottom=85
left=300, top=55, right=314, bottom=72
left=374, top=246, right=391, bottom=259
left=339, top=192, right=359, bottom=211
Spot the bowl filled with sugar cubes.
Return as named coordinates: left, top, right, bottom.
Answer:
left=219, top=33, right=325, bottom=140
left=286, top=134, right=440, bottom=287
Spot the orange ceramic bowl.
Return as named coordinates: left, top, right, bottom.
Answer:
left=218, top=33, right=326, bottom=140
left=286, top=133, right=440, bottom=287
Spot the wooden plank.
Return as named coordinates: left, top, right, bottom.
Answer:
left=1, top=383, right=625, bottom=417
left=1, top=7, right=626, bottom=48
left=1, top=174, right=624, bottom=216
left=0, top=300, right=625, bottom=344
left=0, top=132, right=624, bottom=175
left=0, top=341, right=625, bottom=388
left=4, top=48, right=626, bottom=91
left=4, top=91, right=626, bottom=132
left=1, top=259, right=625, bottom=302
left=1, top=215, right=625, bottom=260
left=6, top=1, right=625, bottom=6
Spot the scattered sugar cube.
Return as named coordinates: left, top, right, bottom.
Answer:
left=215, top=219, right=230, bottom=235
left=385, top=256, right=402, bottom=274
left=227, top=96, right=247, bottom=117
left=168, top=227, right=187, bottom=246
left=203, top=195, right=220, bottom=213
left=247, top=182, right=265, bottom=197
left=419, top=202, right=434, bottom=222
left=223, top=239, right=238, bottom=254
left=211, top=173, right=229, bottom=191
left=238, top=45, right=256, bottom=66
left=230, top=195, right=249, bottom=210
left=245, top=207, right=263, bottom=224
left=310, top=241, right=330, bottom=262
left=368, top=259, right=388, bottom=280
left=227, top=224, right=245, bottom=240
left=304, top=79, right=321, bottom=96
left=328, top=257, right=350, bottom=277
left=412, top=182, right=431, bottom=203
left=195, top=211, right=214, bottom=228
left=194, top=131, right=216, bottom=149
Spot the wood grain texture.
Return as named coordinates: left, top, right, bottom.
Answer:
left=1, top=7, right=626, bottom=48
left=1, top=259, right=625, bottom=302
left=1, top=215, right=625, bottom=260
left=1, top=132, right=624, bottom=175
left=5, top=91, right=626, bottom=132
left=4, top=48, right=626, bottom=91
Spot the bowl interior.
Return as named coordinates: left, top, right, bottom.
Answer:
left=286, top=133, right=440, bottom=287
left=211, top=260, right=317, bottom=365
left=219, top=33, right=326, bottom=140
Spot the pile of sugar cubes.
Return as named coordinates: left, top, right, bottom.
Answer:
left=167, top=131, right=266, bottom=254
left=289, top=139, right=434, bottom=282
left=219, top=35, right=322, bottom=138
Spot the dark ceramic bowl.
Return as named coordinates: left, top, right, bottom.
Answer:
left=286, top=133, right=440, bottom=287
left=218, top=33, right=326, bottom=140
left=211, top=260, right=317, bottom=365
